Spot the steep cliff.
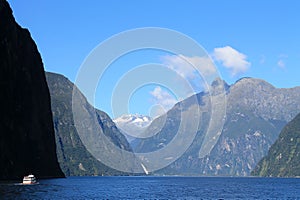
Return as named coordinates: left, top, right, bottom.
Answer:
left=0, top=0, right=64, bottom=180
left=46, top=72, right=133, bottom=176
left=252, top=113, right=300, bottom=177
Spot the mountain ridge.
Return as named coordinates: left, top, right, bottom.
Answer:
left=46, top=72, right=133, bottom=176
left=134, top=77, right=300, bottom=176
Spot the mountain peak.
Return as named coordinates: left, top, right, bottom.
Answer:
left=233, top=77, right=275, bottom=89
left=209, top=77, right=229, bottom=95
left=114, top=114, right=153, bottom=142
left=0, top=0, right=12, bottom=19
left=114, top=114, right=152, bottom=126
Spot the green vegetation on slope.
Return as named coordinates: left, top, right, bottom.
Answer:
left=46, top=72, right=132, bottom=176
left=252, top=113, right=300, bottom=177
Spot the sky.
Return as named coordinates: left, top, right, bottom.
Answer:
left=7, top=0, right=300, bottom=118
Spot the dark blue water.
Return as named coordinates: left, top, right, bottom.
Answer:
left=1, top=176, right=300, bottom=199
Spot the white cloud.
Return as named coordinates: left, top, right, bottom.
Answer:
left=150, top=86, right=177, bottom=114
left=277, top=59, right=285, bottom=69
left=162, top=54, right=216, bottom=79
left=277, top=54, right=288, bottom=69
left=213, top=46, right=250, bottom=76
left=161, top=55, right=216, bottom=94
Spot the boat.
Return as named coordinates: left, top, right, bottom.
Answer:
left=22, top=174, right=37, bottom=184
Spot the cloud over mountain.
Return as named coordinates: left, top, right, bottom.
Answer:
left=213, top=46, right=250, bottom=76
left=149, top=86, right=177, bottom=116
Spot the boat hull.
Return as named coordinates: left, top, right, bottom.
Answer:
left=22, top=181, right=37, bottom=184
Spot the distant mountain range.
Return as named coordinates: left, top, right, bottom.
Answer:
left=46, top=72, right=133, bottom=176
left=114, top=114, right=152, bottom=142
left=0, top=0, right=64, bottom=180
left=134, top=77, right=300, bottom=176
left=252, top=112, right=300, bottom=177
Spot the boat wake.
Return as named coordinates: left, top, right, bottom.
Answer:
left=14, top=182, right=39, bottom=186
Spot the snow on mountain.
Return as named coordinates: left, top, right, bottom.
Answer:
left=113, top=114, right=152, bottom=142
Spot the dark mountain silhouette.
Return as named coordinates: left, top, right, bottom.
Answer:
left=0, top=0, right=64, bottom=180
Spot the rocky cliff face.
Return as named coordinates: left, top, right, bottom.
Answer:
left=135, top=78, right=300, bottom=176
left=252, top=113, right=300, bottom=177
left=46, top=72, right=132, bottom=176
left=0, top=0, right=64, bottom=179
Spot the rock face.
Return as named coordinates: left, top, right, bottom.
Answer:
left=134, top=78, right=300, bottom=176
left=46, top=72, right=132, bottom=176
left=252, top=113, right=300, bottom=177
left=0, top=0, right=64, bottom=180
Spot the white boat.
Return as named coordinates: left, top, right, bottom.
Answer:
left=22, top=174, right=37, bottom=184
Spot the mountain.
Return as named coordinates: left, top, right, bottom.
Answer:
left=251, top=113, right=300, bottom=177
left=114, top=114, right=152, bottom=142
left=0, top=0, right=64, bottom=180
left=46, top=72, right=133, bottom=176
left=134, top=77, right=300, bottom=176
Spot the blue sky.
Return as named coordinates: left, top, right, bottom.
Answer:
left=8, top=0, right=300, bottom=118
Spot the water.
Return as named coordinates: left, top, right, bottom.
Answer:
left=1, top=176, right=300, bottom=199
